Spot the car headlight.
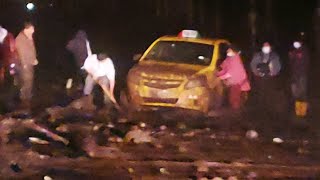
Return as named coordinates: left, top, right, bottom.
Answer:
left=184, top=76, right=207, bottom=89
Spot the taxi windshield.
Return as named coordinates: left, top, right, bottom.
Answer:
left=143, top=41, right=214, bottom=66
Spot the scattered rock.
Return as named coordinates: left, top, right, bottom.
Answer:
left=56, top=124, right=69, bottom=133
left=228, top=176, right=238, bottom=180
left=199, top=178, right=209, bottom=180
left=183, top=131, right=195, bottom=137
left=139, top=122, right=146, bottom=128
left=194, top=160, right=209, bottom=173
left=118, top=118, right=128, bottom=123
left=124, top=127, right=153, bottom=144
left=128, top=167, right=134, bottom=173
left=159, top=167, right=170, bottom=175
left=177, top=122, right=187, bottom=130
left=273, top=138, right=284, bottom=144
left=69, top=95, right=96, bottom=111
left=246, top=130, right=258, bottom=140
left=160, top=125, right=167, bottom=131
left=28, top=137, right=50, bottom=145
left=10, top=162, right=22, bottom=173
left=178, top=145, right=187, bottom=153
left=107, top=122, right=115, bottom=128
left=210, top=134, right=216, bottom=139
left=39, top=155, right=50, bottom=160
left=44, top=175, right=53, bottom=180
left=83, top=137, right=121, bottom=158
left=154, top=143, right=163, bottom=149
left=297, top=147, right=310, bottom=155
left=212, top=177, right=223, bottom=180
left=247, top=171, right=257, bottom=179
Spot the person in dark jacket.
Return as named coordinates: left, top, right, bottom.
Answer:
left=66, top=30, right=88, bottom=69
left=288, top=40, right=309, bottom=101
left=250, top=42, right=286, bottom=119
left=66, top=30, right=89, bottom=88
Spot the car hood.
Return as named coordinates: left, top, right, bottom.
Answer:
left=129, top=60, right=206, bottom=80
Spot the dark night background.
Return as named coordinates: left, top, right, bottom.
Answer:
left=0, top=0, right=318, bottom=96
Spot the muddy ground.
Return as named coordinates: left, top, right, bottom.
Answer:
left=0, top=76, right=320, bottom=180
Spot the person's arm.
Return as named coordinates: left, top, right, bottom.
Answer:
left=269, top=53, right=281, bottom=76
left=250, top=53, right=260, bottom=76
left=108, top=59, right=116, bottom=96
left=86, top=40, right=92, bottom=56
left=109, top=79, right=115, bottom=96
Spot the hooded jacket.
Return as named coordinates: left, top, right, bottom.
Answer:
left=288, top=46, right=309, bottom=80
left=217, top=54, right=250, bottom=91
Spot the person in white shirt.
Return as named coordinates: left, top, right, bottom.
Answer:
left=82, top=52, right=116, bottom=104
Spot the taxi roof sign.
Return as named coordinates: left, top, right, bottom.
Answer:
left=178, top=30, right=200, bottom=38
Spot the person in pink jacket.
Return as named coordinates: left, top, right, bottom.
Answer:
left=216, top=46, right=250, bottom=110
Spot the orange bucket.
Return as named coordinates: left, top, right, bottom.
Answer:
left=295, top=101, right=308, bottom=117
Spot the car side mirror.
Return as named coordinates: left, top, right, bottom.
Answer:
left=133, top=54, right=142, bottom=61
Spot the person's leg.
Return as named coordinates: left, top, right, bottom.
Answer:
left=0, top=67, right=5, bottom=84
left=19, top=67, right=33, bottom=108
left=229, top=85, right=241, bottom=110
left=83, top=75, right=95, bottom=95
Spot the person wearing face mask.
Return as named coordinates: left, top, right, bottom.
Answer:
left=216, top=46, right=250, bottom=110
left=250, top=42, right=285, bottom=119
left=288, top=40, right=309, bottom=117
left=250, top=42, right=281, bottom=78
left=15, top=22, right=38, bottom=109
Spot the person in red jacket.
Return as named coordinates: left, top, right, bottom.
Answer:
left=216, top=46, right=250, bottom=110
left=0, top=26, right=16, bottom=84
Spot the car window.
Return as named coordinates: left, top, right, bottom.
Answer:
left=144, top=41, right=214, bottom=66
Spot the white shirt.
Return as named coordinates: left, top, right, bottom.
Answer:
left=82, top=54, right=115, bottom=81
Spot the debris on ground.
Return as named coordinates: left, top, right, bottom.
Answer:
left=228, top=176, right=238, bottom=180
left=10, top=162, right=22, bottom=173
left=245, top=130, right=258, bottom=140
left=272, top=137, right=284, bottom=144
left=212, top=177, right=224, bottom=180
left=29, top=137, right=50, bottom=145
left=43, top=175, right=53, bottom=180
left=177, top=122, right=187, bottom=130
left=46, top=95, right=96, bottom=121
left=160, top=125, right=167, bottom=131
left=194, top=160, right=209, bottom=173
left=82, top=136, right=122, bottom=158
left=159, top=167, right=170, bottom=175
left=124, top=126, right=153, bottom=144
left=139, top=122, right=146, bottom=128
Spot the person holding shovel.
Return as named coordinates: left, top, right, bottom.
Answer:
left=81, top=41, right=118, bottom=108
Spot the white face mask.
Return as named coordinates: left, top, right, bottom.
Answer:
left=262, top=46, right=271, bottom=54
left=227, top=52, right=234, bottom=57
left=293, top=42, right=301, bottom=49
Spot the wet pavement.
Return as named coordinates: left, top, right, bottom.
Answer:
left=0, top=76, right=320, bottom=179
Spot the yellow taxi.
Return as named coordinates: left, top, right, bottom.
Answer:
left=126, top=30, right=232, bottom=114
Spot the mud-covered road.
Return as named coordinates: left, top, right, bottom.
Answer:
left=0, top=77, right=320, bottom=180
